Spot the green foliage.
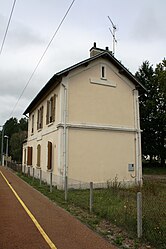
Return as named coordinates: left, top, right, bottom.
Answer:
left=135, top=59, right=166, bottom=166
left=10, top=131, right=27, bottom=162
left=19, top=117, right=28, bottom=131
left=143, top=166, right=166, bottom=175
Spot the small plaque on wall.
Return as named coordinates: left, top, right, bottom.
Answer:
left=128, top=163, right=134, bottom=172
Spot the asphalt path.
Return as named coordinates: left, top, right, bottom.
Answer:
left=0, top=166, right=117, bottom=249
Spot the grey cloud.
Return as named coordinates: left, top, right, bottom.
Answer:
left=0, top=13, right=46, bottom=50
left=130, top=5, right=166, bottom=42
left=7, top=25, right=46, bottom=49
left=0, top=68, right=48, bottom=107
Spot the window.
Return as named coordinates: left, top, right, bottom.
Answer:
left=27, top=146, right=33, bottom=166
left=47, top=141, right=52, bottom=170
left=101, top=65, right=106, bottom=79
left=37, top=106, right=43, bottom=130
left=31, top=114, right=34, bottom=134
left=37, top=144, right=41, bottom=167
left=46, top=95, right=56, bottom=125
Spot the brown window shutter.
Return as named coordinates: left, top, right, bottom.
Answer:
left=52, top=95, right=56, bottom=122
left=50, top=97, right=53, bottom=123
left=27, top=146, right=33, bottom=166
left=32, top=115, right=34, bottom=133
left=37, top=144, right=41, bottom=167
left=37, top=109, right=39, bottom=130
left=41, top=106, right=43, bottom=128
left=47, top=141, right=52, bottom=170
left=46, top=101, right=49, bottom=124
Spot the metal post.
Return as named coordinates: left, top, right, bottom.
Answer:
left=28, top=167, right=30, bottom=177
left=40, top=169, right=42, bottom=186
left=33, top=168, right=35, bottom=181
left=0, top=126, right=4, bottom=166
left=64, top=176, right=68, bottom=201
left=4, top=135, right=8, bottom=168
left=90, top=182, right=93, bottom=213
left=137, top=192, right=142, bottom=238
left=50, top=171, right=52, bottom=193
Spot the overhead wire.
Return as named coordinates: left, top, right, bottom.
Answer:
left=0, top=0, right=17, bottom=56
left=9, top=0, right=76, bottom=118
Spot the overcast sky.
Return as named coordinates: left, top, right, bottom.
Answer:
left=0, top=0, right=165, bottom=126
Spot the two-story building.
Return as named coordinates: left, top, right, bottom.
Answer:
left=22, top=43, right=145, bottom=188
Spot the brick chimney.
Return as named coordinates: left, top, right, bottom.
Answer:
left=90, top=42, right=110, bottom=57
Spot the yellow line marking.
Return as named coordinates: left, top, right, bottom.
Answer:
left=0, top=170, right=57, bottom=249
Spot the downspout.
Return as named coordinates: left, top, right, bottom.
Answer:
left=61, top=82, right=68, bottom=188
left=134, top=89, right=142, bottom=185
left=136, top=91, right=142, bottom=185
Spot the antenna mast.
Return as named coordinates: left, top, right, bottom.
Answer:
left=108, top=16, right=117, bottom=55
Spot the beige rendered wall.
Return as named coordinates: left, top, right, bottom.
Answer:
left=67, top=58, right=137, bottom=184
left=25, top=84, right=61, bottom=177
left=67, top=58, right=136, bottom=128
left=68, top=128, right=136, bottom=184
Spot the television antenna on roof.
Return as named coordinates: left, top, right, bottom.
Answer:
left=108, top=16, right=117, bottom=55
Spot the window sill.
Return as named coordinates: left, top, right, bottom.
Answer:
left=47, top=122, right=54, bottom=127
left=90, top=78, right=116, bottom=87
left=47, top=168, right=53, bottom=172
left=100, top=77, right=107, bottom=81
left=36, top=166, right=41, bottom=169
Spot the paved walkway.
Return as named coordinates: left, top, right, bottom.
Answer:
left=0, top=166, right=117, bottom=249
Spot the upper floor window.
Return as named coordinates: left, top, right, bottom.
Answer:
left=37, top=106, right=43, bottom=130
left=31, top=114, right=34, bottom=134
left=46, top=95, right=56, bottom=125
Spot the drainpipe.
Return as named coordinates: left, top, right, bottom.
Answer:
left=62, top=82, right=68, bottom=197
left=134, top=89, right=142, bottom=185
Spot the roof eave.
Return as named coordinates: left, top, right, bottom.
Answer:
left=23, top=74, right=62, bottom=115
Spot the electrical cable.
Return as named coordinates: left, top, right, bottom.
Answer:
left=9, top=0, right=76, bottom=118
left=0, top=0, right=17, bottom=56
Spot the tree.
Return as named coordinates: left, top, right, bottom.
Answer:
left=19, top=117, right=28, bottom=131
left=135, top=59, right=166, bottom=166
left=2, top=117, right=19, bottom=158
left=10, top=131, right=27, bottom=162
left=1, top=117, right=28, bottom=163
left=154, top=59, right=166, bottom=165
left=4, top=117, right=19, bottom=138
